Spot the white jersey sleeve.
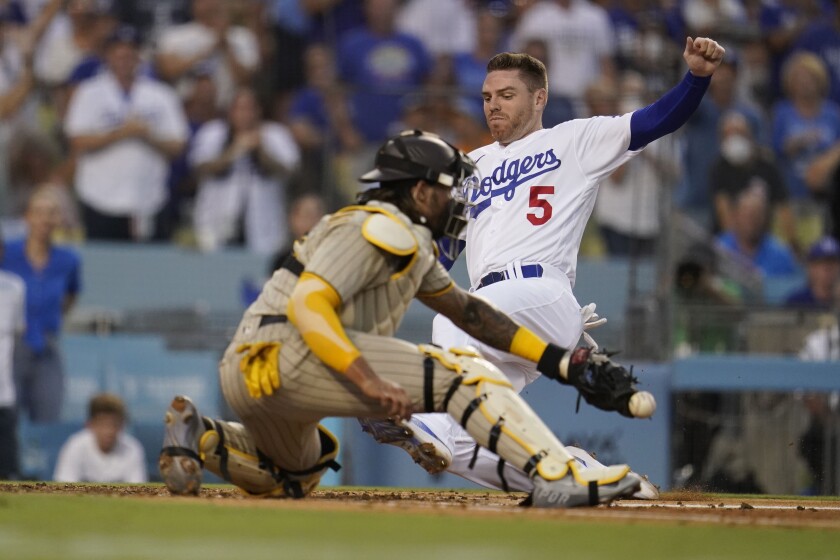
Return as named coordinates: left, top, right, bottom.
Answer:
left=571, top=113, right=639, bottom=185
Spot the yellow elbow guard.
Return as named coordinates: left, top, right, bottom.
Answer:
left=509, top=327, right=548, bottom=364
left=287, top=272, right=361, bottom=373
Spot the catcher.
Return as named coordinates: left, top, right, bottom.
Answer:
left=159, top=130, right=653, bottom=507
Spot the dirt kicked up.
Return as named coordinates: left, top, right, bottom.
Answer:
left=3, top=482, right=839, bottom=530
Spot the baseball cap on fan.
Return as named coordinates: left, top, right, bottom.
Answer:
left=807, top=236, right=840, bottom=261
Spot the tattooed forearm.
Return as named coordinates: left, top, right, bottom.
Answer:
left=419, top=287, right=521, bottom=352
left=459, top=296, right=520, bottom=350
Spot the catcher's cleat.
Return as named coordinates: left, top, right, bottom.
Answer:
left=529, top=463, right=642, bottom=508
left=568, top=446, right=659, bottom=500
left=359, top=417, right=452, bottom=474
left=159, top=395, right=205, bottom=496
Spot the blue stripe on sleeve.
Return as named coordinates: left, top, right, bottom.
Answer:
left=628, top=71, right=711, bottom=151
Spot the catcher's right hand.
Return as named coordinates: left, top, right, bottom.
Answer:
left=561, top=347, right=656, bottom=419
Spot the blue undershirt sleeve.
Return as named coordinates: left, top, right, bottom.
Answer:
left=436, top=238, right=466, bottom=270
left=628, top=71, right=711, bottom=151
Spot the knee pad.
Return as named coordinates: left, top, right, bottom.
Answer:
left=424, top=345, right=575, bottom=483
left=199, top=419, right=340, bottom=498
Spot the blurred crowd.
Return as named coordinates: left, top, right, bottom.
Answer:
left=0, top=0, right=833, bottom=263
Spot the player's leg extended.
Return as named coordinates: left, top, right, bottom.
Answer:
left=419, top=345, right=641, bottom=506
left=360, top=300, right=579, bottom=481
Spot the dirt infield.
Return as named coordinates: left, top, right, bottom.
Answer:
left=3, top=482, right=839, bottom=530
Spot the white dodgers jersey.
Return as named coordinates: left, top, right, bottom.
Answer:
left=465, top=113, right=641, bottom=288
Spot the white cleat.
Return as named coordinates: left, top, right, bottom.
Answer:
left=359, top=417, right=452, bottom=474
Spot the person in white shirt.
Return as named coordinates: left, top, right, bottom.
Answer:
left=0, top=237, right=25, bottom=480
left=190, top=87, right=300, bottom=254
left=53, top=392, right=147, bottom=483
left=511, top=0, right=615, bottom=114
left=155, top=0, right=259, bottom=108
left=64, top=26, right=188, bottom=241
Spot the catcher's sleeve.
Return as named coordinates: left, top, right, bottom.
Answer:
left=287, top=272, right=361, bottom=373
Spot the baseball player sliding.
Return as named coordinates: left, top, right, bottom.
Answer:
left=361, top=37, right=725, bottom=496
left=159, top=130, right=653, bottom=507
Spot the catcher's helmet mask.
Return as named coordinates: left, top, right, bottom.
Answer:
left=360, top=130, right=478, bottom=259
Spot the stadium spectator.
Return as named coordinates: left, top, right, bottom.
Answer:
left=1, top=187, right=80, bottom=424
left=759, top=0, right=824, bottom=103
left=306, top=0, right=366, bottom=45
left=395, top=0, right=476, bottom=57
left=800, top=316, right=840, bottom=361
left=337, top=0, right=431, bottom=146
left=785, top=236, right=840, bottom=309
left=5, top=130, right=80, bottom=241
left=681, top=0, right=747, bottom=41
left=773, top=52, right=840, bottom=201
left=287, top=43, right=363, bottom=200
left=518, top=38, right=575, bottom=126
left=590, top=77, right=679, bottom=257
left=266, top=0, right=310, bottom=95
left=0, top=0, right=60, bottom=219
left=711, top=112, right=797, bottom=250
left=190, top=87, right=300, bottom=254
left=676, top=59, right=766, bottom=230
left=164, top=72, right=219, bottom=240
left=53, top=393, right=147, bottom=483
left=715, top=187, right=800, bottom=278
left=268, top=192, right=328, bottom=274
left=451, top=7, right=506, bottom=120
left=794, top=2, right=840, bottom=107
left=33, top=0, right=115, bottom=87
left=65, top=26, right=188, bottom=241
left=111, top=0, right=190, bottom=45
left=155, top=0, right=260, bottom=108
left=0, top=233, right=25, bottom=480
left=511, top=0, right=616, bottom=115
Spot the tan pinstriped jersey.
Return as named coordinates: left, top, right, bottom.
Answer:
left=246, top=201, right=453, bottom=337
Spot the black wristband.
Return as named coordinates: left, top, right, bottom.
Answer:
left=536, top=343, right=566, bottom=382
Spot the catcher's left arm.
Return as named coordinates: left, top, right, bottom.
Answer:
left=419, top=287, right=656, bottom=419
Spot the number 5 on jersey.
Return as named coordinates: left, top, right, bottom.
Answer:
left=528, top=186, right=554, bottom=226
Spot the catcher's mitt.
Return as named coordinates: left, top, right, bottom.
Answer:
left=564, top=348, right=650, bottom=418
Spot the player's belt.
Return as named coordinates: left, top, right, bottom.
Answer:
left=259, top=314, right=288, bottom=327
left=258, top=255, right=304, bottom=328
left=281, top=254, right=305, bottom=276
left=477, top=264, right=544, bottom=289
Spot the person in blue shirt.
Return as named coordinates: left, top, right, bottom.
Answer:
left=772, top=51, right=840, bottom=200
left=794, top=6, right=840, bottom=106
left=716, top=186, right=800, bottom=278
left=676, top=59, right=766, bottom=229
left=785, top=235, right=840, bottom=308
left=1, top=187, right=80, bottom=423
left=336, top=0, right=432, bottom=144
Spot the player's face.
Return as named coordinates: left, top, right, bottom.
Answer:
left=482, top=70, right=543, bottom=145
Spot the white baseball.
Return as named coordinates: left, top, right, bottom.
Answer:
left=628, top=391, right=656, bottom=418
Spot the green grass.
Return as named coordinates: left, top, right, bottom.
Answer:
left=0, top=492, right=838, bottom=560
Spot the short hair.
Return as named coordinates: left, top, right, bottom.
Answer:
left=486, top=52, right=548, bottom=93
left=88, top=393, right=127, bottom=421
left=782, top=51, right=830, bottom=98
